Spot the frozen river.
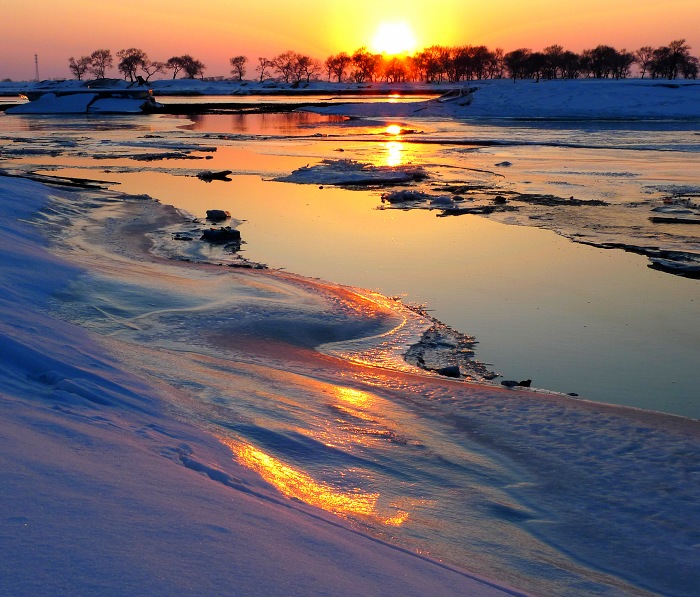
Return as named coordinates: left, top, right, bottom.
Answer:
left=2, top=107, right=698, bottom=418
left=1, top=96, right=700, bottom=596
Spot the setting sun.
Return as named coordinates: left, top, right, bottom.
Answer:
left=371, top=22, right=417, bottom=55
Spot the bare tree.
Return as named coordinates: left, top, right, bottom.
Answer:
left=681, top=55, right=699, bottom=79
left=68, top=56, right=92, bottom=80
left=272, top=51, right=298, bottom=83
left=351, top=47, right=381, bottom=82
left=543, top=45, right=565, bottom=79
left=382, top=56, right=407, bottom=82
left=256, top=57, right=273, bottom=82
left=325, top=52, right=351, bottom=82
left=165, top=56, right=186, bottom=79
left=117, top=48, right=147, bottom=82
left=504, top=48, right=531, bottom=80
left=141, top=60, right=165, bottom=82
left=89, top=49, right=113, bottom=79
left=162, top=54, right=205, bottom=80
left=634, top=46, right=655, bottom=78
left=230, top=55, right=247, bottom=81
left=295, top=55, right=321, bottom=83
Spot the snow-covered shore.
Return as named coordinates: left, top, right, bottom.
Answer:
left=3, top=77, right=700, bottom=119
left=0, top=175, right=526, bottom=595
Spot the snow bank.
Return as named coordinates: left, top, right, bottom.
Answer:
left=0, top=175, right=522, bottom=595
left=5, top=91, right=97, bottom=114
left=305, top=79, right=700, bottom=120
left=5, top=78, right=699, bottom=120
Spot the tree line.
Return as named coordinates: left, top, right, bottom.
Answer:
left=67, top=40, right=698, bottom=84
left=68, top=49, right=206, bottom=82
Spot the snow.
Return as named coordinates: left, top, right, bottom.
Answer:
left=4, top=77, right=700, bottom=119
left=0, top=174, right=523, bottom=595
left=5, top=91, right=97, bottom=114
left=305, top=79, right=700, bottom=119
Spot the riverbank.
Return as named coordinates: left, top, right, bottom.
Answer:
left=2, top=172, right=699, bottom=595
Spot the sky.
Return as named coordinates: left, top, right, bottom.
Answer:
left=1, top=0, right=699, bottom=81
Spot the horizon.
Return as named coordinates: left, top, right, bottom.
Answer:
left=2, top=0, right=699, bottom=81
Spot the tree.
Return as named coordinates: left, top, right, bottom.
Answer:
left=270, top=51, right=295, bottom=83
left=543, top=45, right=565, bottom=79
left=68, top=56, right=91, bottom=80
left=681, top=55, right=699, bottom=79
left=89, top=49, right=113, bottom=79
left=525, top=52, right=547, bottom=82
left=166, top=56, right=186, bottom=79
left=294, top=55, right=321, bottom=83
left=230, top=55, right=247, bottom=81
left=141, top=60, right=165, bottom=82
left=351, top=47, right=381, bottom=82
left=665, top=39, right=693, bottom=79
left=382, top=56, right=408, bottom=82
left=504, top=48, right=532, bottom=80
left=560, top=51, right=581, bottom=79
left=178, top=55, right=206, bottom=79
left=634, top=46, right=655, bottom=78
left=117, top=48, right=147, bottom=82
left=256, top=57, right=273, bottom=82
left=325, top=52, right=351, bottom=82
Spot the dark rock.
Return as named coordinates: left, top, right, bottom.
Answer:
left=501, top=380, right=519, bottom=388
left=197, top=170, right=233, bottom=182
left=205, top=209, right=231, bottom=221
left=493, top=195, right=507, bottom=204
left=201, top=227, right=241, bottom=244
left=517, top=379, right=532, bottom=387
left=435, top=365, right=461, bottom=378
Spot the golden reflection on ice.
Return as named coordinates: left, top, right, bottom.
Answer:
left=219, top=437, right=407, bottom=525
left=335, top=386, right=372, bottom=409
left=385, top=141, right=404, bottom=167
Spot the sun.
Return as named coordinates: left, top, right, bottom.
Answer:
left=371, top=22, right=417, bottom=55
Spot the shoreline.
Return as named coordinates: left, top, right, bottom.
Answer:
left=2, top=174, right=699, bottom=595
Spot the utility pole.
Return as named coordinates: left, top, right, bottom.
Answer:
left=34, top=54, right=39, bottom=81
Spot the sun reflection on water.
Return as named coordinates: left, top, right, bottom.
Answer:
left=385, top=141, right=404, bottom=167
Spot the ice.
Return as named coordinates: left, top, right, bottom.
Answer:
left=275, top=158, right=428, bottom=186
left=0, top=175, right=519, bottom=596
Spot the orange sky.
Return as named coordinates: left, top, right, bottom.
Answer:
left=1, top=0, right=698, bottom=81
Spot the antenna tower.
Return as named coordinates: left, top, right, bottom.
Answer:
left=34, top=54, right=39, bottom=81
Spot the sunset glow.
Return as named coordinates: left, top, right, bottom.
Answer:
left=0, top=1, right=698, bottom=82
left=371, top=22, right=417, bottom=55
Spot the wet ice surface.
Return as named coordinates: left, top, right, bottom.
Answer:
left=14, top=178, right=700, bottom=597
left=2, top=109, right=698, bottom=418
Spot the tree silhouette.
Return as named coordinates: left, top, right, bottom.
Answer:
left=68, top=56, right=91, bottom=80
left=230, top=55, right=247, bottom=81
left=89, top=50, right=113, bottom=79
left=634, top=46, right=655, bottom=78
left=504, top=49, right=531, bottom=80
left=117, top=48, right=147, bottom=82
left=141, top=60, right=165, bottom=82
left=350, top=47, right=381, bottom=82
left=171, top=55, right=206, bottom=79
left=325, top=52, right=351, bottom=82
left=165, top=56, right=186, bottom=79
left=256, top=57, right=273, bottom=82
